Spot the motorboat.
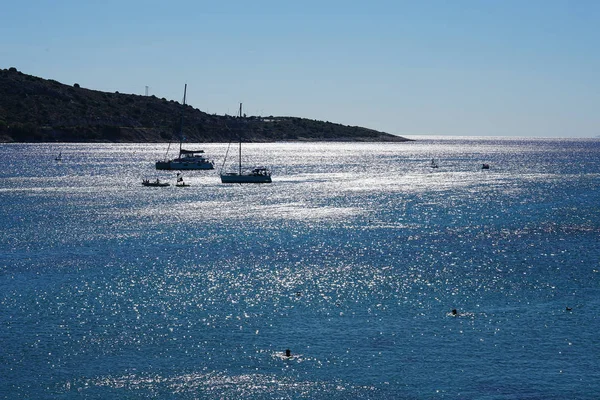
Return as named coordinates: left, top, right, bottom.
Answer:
left=142, top=179, right=170, bottom=187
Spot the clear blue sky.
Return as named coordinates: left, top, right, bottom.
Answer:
left=2, top=0, right=599, bottom=137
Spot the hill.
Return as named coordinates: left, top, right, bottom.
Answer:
left=0, top=68, right=410, bottom=143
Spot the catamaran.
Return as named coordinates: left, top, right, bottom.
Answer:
left=156, top=84, right=215, bottom=171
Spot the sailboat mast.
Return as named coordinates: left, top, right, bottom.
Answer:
left=239, top=103, right=242, bottom=175
left=179, top=84, right=187, bottom=155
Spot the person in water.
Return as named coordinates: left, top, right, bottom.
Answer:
left=451, top=309, right=458, bottom=316
left=285, top=349, right=291, bottom=357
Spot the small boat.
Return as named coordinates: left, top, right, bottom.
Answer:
left=142, top=179, right=170, bottom=187
left=156, top=84, right=214, bottom=171
left=175, top=173, right=190, bottom=187
left=481, top=163, right=490, bottom=170
left=220, top=104, right=272, bottom=184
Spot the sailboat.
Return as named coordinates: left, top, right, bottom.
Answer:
left=156, top=84, right=214, bottom=171
left=220, top=103, right=272, bottom=184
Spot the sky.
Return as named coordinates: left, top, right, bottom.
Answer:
left=2, top=0, right=599, bottom=138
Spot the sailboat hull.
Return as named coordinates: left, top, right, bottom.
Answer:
left=220, top=173, right=272, bottom=183
left=156, top=160, right=214, bottom=170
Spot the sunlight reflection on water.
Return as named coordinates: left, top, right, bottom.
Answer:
left=1, top=138, right=600, bottom=399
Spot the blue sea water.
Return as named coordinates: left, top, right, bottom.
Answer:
left=1, top=137, right=599, bottom=399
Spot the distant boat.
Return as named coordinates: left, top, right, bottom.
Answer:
left=55, top=152, right=62, bottom=161
left=220, top=103, right=272, bottom=184
left=142, top=179, right=170, bottom=187
left=481, top=163, right=490, bottom=170
left=430, top=158, right=438, bottom=168
left=175, top=173, right=190, bottom=187
left=221, top=166, right=272, bottom=184
left=156, top=84, right=214, bottom=171
left=156, top=149, right=214, bottom=171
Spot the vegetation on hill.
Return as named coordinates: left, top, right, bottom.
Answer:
left=0, top=68, right=410, bottom=143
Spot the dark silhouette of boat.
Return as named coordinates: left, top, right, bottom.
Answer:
left=142, top=179, right=170, bottom=187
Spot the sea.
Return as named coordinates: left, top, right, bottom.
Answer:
left=1, top=137, right=599, bottom=399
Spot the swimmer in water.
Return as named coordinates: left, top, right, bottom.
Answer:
left=451, top=309, right=458, bottom=316
left=285, top=349, right=291, bottom=357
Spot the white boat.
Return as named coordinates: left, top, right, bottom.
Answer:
left=156, top=84, right=214, bottom=171
left=220, top=104, right=272, bottom=184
